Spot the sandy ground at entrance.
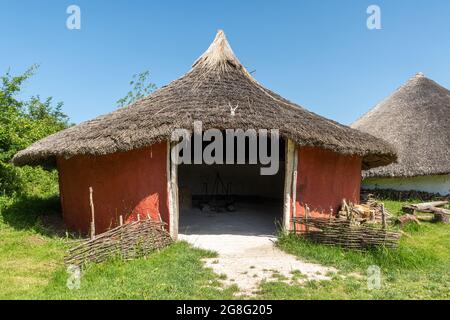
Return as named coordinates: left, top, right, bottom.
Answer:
left=178, top=203, right=336, bottom=296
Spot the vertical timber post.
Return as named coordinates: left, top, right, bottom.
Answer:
left=291, top=144, right=299, bottom=225
left=381, top=203, right=386, bottom=231
left=283, top=139, right=297, bottom=232
left=89, top=186, right=95, bottom=239
left=167, top=140, right=179, bottom=240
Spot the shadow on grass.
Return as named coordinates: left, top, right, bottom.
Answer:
left=1, top=195, right=70, bottom=238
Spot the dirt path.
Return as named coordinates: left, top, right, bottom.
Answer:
left=179, top=233, right=336, bottom=296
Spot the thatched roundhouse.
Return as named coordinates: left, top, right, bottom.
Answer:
left=352, top=73, right=450, bottom=196
left=13, top=30, right=395, bottom=236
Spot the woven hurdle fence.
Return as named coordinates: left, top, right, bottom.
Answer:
left=291, top=216, right=401, bottom=250
left=65, top=218, right=172, bottom=266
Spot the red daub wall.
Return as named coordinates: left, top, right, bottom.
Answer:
left=295, top=146, right=362, bottom=219
left=57, top=142, right=168, bottom=235
left=56, top=142, right=361, bottom=234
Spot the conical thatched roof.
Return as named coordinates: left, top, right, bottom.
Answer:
left=352, top=73, right=450, bottom=178
left=13, top=30, right=395, bottom=169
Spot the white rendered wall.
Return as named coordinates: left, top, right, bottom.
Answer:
left=363, top=174, right=450, bottom=196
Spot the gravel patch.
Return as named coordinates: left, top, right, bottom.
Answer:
left=179, top=233, right=336, bottom=296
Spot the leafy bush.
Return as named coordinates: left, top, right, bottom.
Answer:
left=0, top=65, right=69, bottom=196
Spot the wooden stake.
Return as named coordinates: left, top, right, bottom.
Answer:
left=157, top=213, right=164, bottom=230
left=305, top=204, right=310, bottom=233
left=89, top=187, right=95, bottom=239
left=381, top=203, right=386, bottom=230
left=119, top=215, right=123, bottom=226
left=342, top=199, right=349, bottom=220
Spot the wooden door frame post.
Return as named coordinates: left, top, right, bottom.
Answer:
left=283, top=139, right=298, bottom=231
left=167, top=141, right=179, bottom=240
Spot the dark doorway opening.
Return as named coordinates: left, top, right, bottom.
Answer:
left=178, top=137, right=285, bottom=236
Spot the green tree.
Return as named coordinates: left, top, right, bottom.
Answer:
left=0, top=65, right=69, bottom=195
left=116, top=70, right=157, bottom=108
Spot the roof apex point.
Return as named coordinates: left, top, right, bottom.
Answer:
left=192, top=29, right=244, bottom=72
left=415, top=72, right=425, bottom=78
left=215, top=29, right=226, bottom=40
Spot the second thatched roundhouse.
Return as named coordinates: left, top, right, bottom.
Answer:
left=352, top=73, right=450, bottom=196
left=13, top=30, right=395, bottom=236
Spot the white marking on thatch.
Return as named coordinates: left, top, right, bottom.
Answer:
left=229, top=102, right=239, bottom=116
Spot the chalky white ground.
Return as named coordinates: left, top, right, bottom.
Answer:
left=178, top=203, right=336, bottom=295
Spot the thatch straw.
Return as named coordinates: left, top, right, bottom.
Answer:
left=12, top=30, right=396, bottom=169
left=352, top=73, right=450, bottom=177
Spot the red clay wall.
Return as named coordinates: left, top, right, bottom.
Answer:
left=57, top=142, right=168, bottom=235
left=295, top=146, right=362, bottom=219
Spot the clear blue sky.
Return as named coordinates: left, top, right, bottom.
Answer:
left=1, top=0, right=449, bottom=125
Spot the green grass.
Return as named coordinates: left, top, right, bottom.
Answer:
left=259, top=200, right=450, bottom=299
left=39, top=242, right=238, bottom=300
left=0, top=194, right=238, bottom=299
left=0, top=195, right=67, bottom=299
left=1, top=192, right=448, bottom=300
